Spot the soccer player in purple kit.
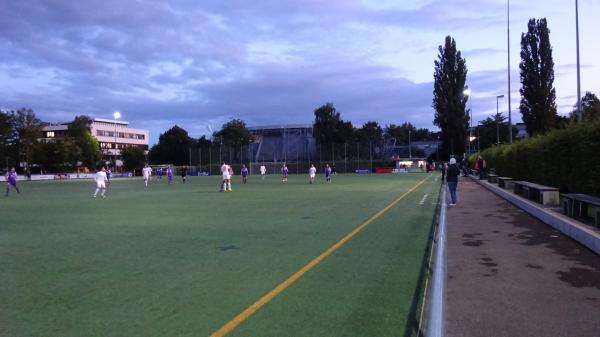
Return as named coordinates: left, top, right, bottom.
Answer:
left=5, top=167, right=20, bottom=196
left=281, top=162, right=288, bottom=182
left=156, top=167, right=163, bottom=180
left=241, top=164, right=248, bottom=184
left=325, top=164, right=332, bottom=183
left=167, top=165, right=173, bottom=184
left=106, top=166, right=112, bottom=187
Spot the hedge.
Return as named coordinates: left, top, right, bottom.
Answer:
left=471, top=119, right=600, bottom=196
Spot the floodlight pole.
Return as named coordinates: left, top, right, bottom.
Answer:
left=496, top=94, right=505, bottom=144
left=576, top=0, right=582, bottom=122
left=507, top=0, right=513, bottom=143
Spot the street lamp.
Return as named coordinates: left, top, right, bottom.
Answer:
left=575, top=0, right=582, bottom=122
left=496, top=95, right=505, bottom=144
left=507, top=0, right=513, bottom=143
left=463, top=88, right=472, bottom=154
left=113, top=111, right=121, bottom=169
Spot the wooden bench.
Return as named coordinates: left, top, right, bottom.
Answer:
left=498, top=177, right=514, bottom=190
left=561, top=193, right=600, bottom=227
left=487, top=174, right=499, bottom=184
left=513, top=181, right=560, bottom=206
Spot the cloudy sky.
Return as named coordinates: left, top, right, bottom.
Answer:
left=1, top=0, right=599, bottom=144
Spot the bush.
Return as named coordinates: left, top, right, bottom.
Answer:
left=477, top=120, right=600, bottom=196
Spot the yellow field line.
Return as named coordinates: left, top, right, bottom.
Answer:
left=210, top=175, right=431, bottom=337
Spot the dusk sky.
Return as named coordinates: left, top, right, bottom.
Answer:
left=2, top=0, right=599, bottom=144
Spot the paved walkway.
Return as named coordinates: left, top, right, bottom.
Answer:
left=445, top=177, right=600, bottom=337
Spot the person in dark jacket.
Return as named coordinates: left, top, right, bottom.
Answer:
left=446, top=157, right=460, bottom=206
left=477, top=156, right=486, bottom=180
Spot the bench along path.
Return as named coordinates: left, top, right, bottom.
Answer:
left=446, top=177, right=600, bottom=337
left=513, top=180, right=560, bottom=206
left=562, top=193, right=600, bottom=227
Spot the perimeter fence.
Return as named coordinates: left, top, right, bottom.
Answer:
left=176, top=142, right=432, bottom=175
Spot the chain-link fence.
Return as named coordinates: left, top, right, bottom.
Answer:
left=177, top=142, right=435, bottom=175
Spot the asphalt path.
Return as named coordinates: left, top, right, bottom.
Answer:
left=445, top=177, right=600, bottom=337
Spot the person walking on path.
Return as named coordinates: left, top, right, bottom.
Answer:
left=446, top=157, right=460, bottom=206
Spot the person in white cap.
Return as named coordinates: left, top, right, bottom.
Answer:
left=446, top=157, right=460, bottom=206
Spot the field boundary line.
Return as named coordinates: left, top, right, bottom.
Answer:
left=210, top=175, right=432, bottom=337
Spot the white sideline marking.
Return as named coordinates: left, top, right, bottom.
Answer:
left=419, top=194, right=429, bottom=205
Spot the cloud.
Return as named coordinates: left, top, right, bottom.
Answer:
left=1, top=0, right=598, bottom=144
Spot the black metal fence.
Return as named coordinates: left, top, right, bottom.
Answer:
left=182, top=142, right=409, bottom=175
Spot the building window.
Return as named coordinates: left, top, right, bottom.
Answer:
left=46, top=131, right=55, bottom=138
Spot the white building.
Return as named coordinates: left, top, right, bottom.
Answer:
left=41, top=118, right=149, bottom=160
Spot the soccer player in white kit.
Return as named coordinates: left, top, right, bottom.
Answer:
left=260, top=165, right=266, bottom=180
left=142, top=164, right=152, bottom=186
left=93, top=167, right=108, bottom=198
left=309, top=164, right=317, bottom=184
left=220, top=162, right=233, bottom=192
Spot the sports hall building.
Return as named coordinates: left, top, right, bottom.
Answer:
left=40, top=118, right=149, bottom=163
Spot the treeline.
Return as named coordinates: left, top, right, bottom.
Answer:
left=0, top=109, right=103, bottom=173
left=148, top=103, right=440, bottom=166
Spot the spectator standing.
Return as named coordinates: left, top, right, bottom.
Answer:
left=461, top=156, right=469, bottom=177
left=446, top=158, right=460, bottom=206
left=477, top=156, right=486, bottom=180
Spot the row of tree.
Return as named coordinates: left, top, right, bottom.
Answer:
left=311, top=102, right=438, bottom=147
left=433, top=18, right=600, bottom=159
left=147, top=107, right=440, bottom=166
left=0, top=109, right=123, bottom=172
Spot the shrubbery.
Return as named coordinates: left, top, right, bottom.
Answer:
left=472, top=120, right=600, bottom=196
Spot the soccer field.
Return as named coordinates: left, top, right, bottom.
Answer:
left=1, top=173, right=441, bottom=337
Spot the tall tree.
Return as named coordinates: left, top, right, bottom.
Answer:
left=385, top=122, right=417, bottom=145
left=476, top=113, right=509, bottom=150
left=214, top=119, right=252, bottom=147
left=0, top=111, right=12, bottom=168
left=570, top=92, right=600, bottom=122
left=35, top=138, right=77, bottom=173
left=67, top=115, right=101, bottom=169
left=149, top=125, right=194, bottom=165
left=357, top=121, right=383, bottom=144
left=519, top=18, right=558, bottom=136
left=11, top=108, right=43, bottom=168
left=336, top=120, right=356, bottom=143
left=312, top=103, right=358, bottom=144
left=313, top=103, right=342, bottom=144
left=197, top=135, right=213, bottom=148
left=413, top=128, right=438, bottom=141
left=121, top=146, right=147, bottom=172
left=432, top=36, right=469, bottom=158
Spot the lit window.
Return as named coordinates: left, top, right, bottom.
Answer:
left=47, top=131, right=55, bottom=138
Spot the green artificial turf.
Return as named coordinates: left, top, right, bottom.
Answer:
left=0, top=173, right=441, bottom=337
